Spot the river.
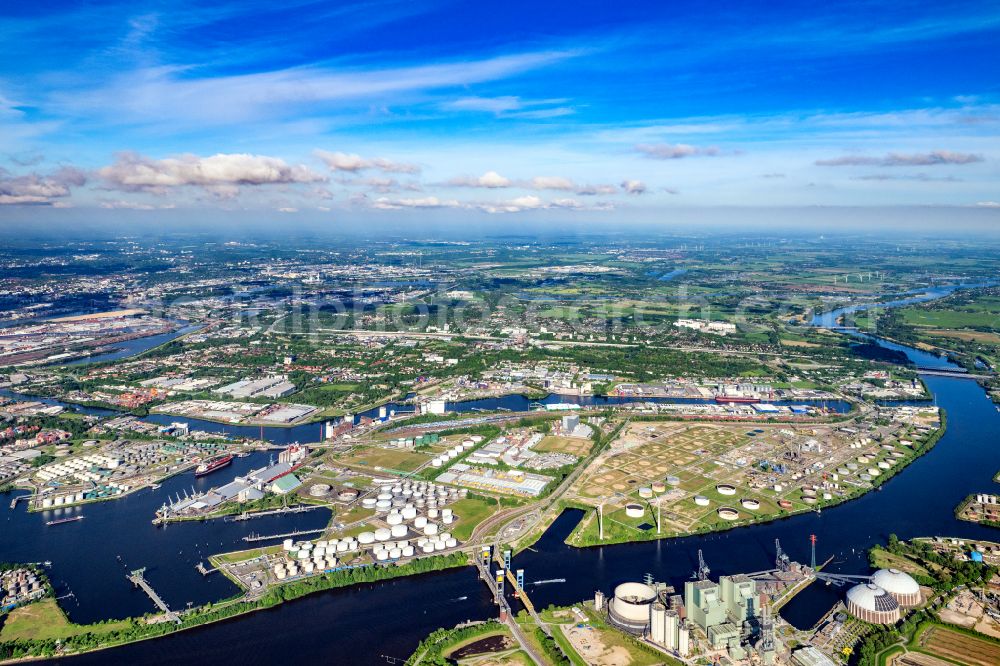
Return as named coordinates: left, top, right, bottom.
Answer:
left=3, top=289, right=998, bottom=664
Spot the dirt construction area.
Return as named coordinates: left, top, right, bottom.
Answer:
left=938, top=589, right=1000, bottom=639
left=560, top=624, right=631, bottom=666
left=915, top=625, right=1000, bottom=666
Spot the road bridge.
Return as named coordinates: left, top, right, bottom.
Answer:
left=917, top=368, right=991, bottom=380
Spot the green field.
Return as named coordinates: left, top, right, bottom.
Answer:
left=0, top=599, right=132, bottom=642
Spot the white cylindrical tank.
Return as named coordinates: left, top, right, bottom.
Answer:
left=446, top=538, right=458, bottom=548
left=358, top=531, right=376, bottom=544
left=428, top=508, right=439, bottom=518
left=390, top=524, right=408, bottom=538
left=375, top=550, right=389, bottom=561
left=422, top=543, right=435, bottom=553
left=414, top=516, right=428, bottom=528
left=337, top=541, right=349, bottom=552
left=403, top=545, right=415, bottom=557
left=443, top=514, right=454, bottom=524
left=434, top=540, right=445, bottom=551
left=402, top=506, right=417, bottom=520
left=424, top=523, right=439, bottom=535
left=374, top=527, right=391, bottom=541
left=389, top=547, right=402, bottom=559
left=386, top=512, right=403, bottom=525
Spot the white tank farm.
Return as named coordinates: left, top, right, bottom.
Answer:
left=446, top=538, right=458, bottom=548
left=442, top=508, right=453, bottom=518
left=440, top=532, right=452, bottom=541
left=403, top=545, right=415, bottom=557
left=377, top=492, right=393, bottom=501
left=401, top=506, right=418, bottom=520
left=358, top=531, right=376, bottom=544
left=275, top=569, right=287, bottom=580
left=362, top=497, right=377, bottom=508
left=389, top=548, right=402, bottom=559
left=434, top=540, right=445, bottom=551
left=42, top=498, right=53, bottom=508
left=296, top=550, right=310, bottom=559
left=298, top=541, right=312, bottom=551
left=273, top=564, right=285, bottom=575
left=283, top=539, right=295, bottom=551
left=414, top=516, right=428, bottom=528
left=374, top=528, right=392, bottom=541
left=390, top=524, right=408, bottom=538
left=424, top=523, right=439, bottom=535
left=375, top=550, right=389, bottom=561
left=375, top=499, right=392, bottom=511
left=431, top=458, right=443, bottom=468
left=422, top=543, right=435, bottom=553
left=335, top=541, right=348, bottom=552
left=442, top=514, right=454, bottom=524
left=314, top=547, right=326, bottom=557
left=428, top=508, right=439, bottom=518
left=386, top=512, right=403, bottom=525
left=417, top=538, right=427, bottom=547
left=304, top=562, right=315, bottom=574
left=625, top=503, right=645, bottom=518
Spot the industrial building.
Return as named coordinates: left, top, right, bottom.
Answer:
left=870, top=568, right=922, bottom=607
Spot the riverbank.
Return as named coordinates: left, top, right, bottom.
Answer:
left=0, top=553, right=469, bottom=664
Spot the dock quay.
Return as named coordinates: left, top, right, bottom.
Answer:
left=225, top=504, right=325, bottom=522
left=242, top=527, right=326, bottom=542
left=128, top=567, right=180, bottom=624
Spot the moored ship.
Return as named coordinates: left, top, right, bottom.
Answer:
left=194, top=454, right=234, bottom=477
left=46, top=516, right=85, bottom=526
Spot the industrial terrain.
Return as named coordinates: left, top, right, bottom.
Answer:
left=1, top=235, right=999, bottom=665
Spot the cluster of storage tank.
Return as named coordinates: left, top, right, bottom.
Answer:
left=429, top=437, right=481, bottom=468
left=360, top=480, right=467, bottom=514
left=34, top=454, right=120, bottom=482
left=40, top=491, right=88, bottom=508
left=277, top=538, right=349, bottom=579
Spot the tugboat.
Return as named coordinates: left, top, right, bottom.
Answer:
left=194, top=454, right=234, bottom=477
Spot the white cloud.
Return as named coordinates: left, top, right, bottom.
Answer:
left=442, top=95, right=573, bottom=118
left=448, top=170, right=512, bottom=188
left=278, top=207, right=299, bottom=213
left=372, top=196, right=463, bottom=210
left=315, top=150, right=419, bottom=174
left=61, top=50, right=580, bottom=125
left=0, top=166, right=86, bottom=205
left=98, top=152, right=326, bottom=192
left=635, top=143, right=720, bottom=159
left=620, top=179, right=647, bottom=195
left=529, top=176, right=574, bottom=190
left=99, top=199, right=156, bottom=210
left=816, top=151, right=984, bottom=166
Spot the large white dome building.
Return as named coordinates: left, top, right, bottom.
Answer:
left=870, top=569, right=921, bottom=607
left=846, top=583, right=900, bottom=624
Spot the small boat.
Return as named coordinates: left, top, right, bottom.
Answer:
left=46, top=516, right=84, bottom=526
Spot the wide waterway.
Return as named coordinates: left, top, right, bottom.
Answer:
left=2, top=289, right=999, bottom=664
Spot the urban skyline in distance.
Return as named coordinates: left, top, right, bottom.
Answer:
left=1, top=0, right=999, bottom=232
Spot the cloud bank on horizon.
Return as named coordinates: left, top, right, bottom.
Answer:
left=1, top=0, right=999, bottom=219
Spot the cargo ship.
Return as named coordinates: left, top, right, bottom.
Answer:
left=46, top=516, right=84, bottom=526
left=194, top=454, right=234, bottom=477
left=714, top=395, right=761, bottom=404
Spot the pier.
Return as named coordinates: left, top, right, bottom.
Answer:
left=225, top=504, right=325, bottom=522
left=242, top=527, right=326, bottom=542
left=127, top=568, right=180, bottom=624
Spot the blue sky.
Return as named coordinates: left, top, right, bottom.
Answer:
left=1, top=0, right=998, bottom=222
